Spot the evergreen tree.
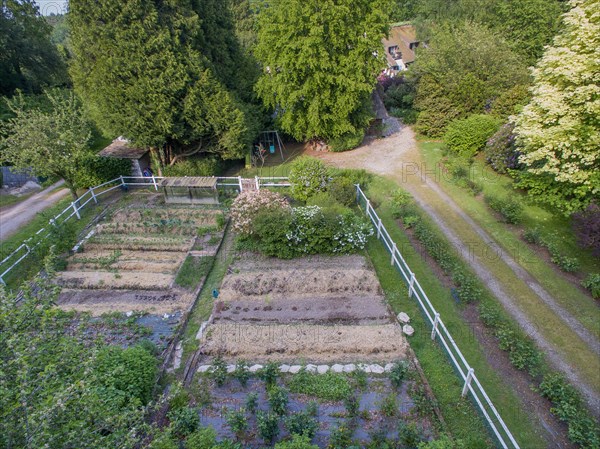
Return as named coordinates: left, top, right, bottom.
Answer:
left=513, top=0, right=600, bottom=215
left=254, top=0, right=391, bottom=143
left=0, top=0, right=68, bottom=95
left=68, top=0, right=259, bottom=168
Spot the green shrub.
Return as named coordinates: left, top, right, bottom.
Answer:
left=306, top=192, right=348, bottom=212
left=209, top=357, right=227, bottom=387
left=268, top=385, right=289, bottom=416
left=185, top=427, right=218, bottom=449
left=275, top=434, right=319, bottom=449
left=232, top=360, right=250, bottom=387
left=344, top=394, right=360, bottom=418
left=328, top=130, right=364, bottom=152
left=150, top=434, right=178, bottom=449
left=523, top=227, right=543, bottom=245
left=417, top=435, right=464, bottom=449
left=328, top=423, right=355, bottom=448
left=162, top=156, right=222, bottom=177
left=93, top=344, right=157, bottom=406
left=538, top=374, right=600, bottom=448
left=582, top=274, right=600, bottom=299
left=288, top=370, right=352, bottom=401
left=327, top=176, right=356, bottom=206
left=77, top=155, right=132, bottom=187
left=495, top=325, right=543, bottom=376
left=485, top=195, right=523, bottom=224
left=452, top=271, right=482, bottom=303
left=169, top=382, right=190, bottom=411
left=251, top=207, right=296, bottom=258
left=225, top=408, right=248, bottom=439
left=284, top=411, right=318, bottom=438
left=398, top=422, right=425, bottom=447
left=389, top=361, right=409, bottom=389
left=257, top=411, right=280, bottom=443
left=258, top=362, right=280, bottom=387
left=245, top=392, right=258, bottom=414
left=444, top=114, right=500, bottom=159
left=328, top=168, right=373, bottom=188
left=168, top=407, right=200, bottom=437
left=379, top=393, right=398, bottom=417
left=490, top=85, right=530, bottom=119
left=289, top=156, right=328, bottom=201
left=390, top=107, right=418, bottom=124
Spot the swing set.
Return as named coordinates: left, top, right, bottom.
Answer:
left=252, top=130, right=285, bottom=167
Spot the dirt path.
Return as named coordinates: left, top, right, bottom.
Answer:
left=306, top=115, right=600, bottom=414
left=0, top=180, right=69, bottom=241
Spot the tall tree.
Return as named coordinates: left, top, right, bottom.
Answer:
left=0, top=89, right=92, bottom=199
left=513, top=0, right=600, bottom=215
left=0, top=0, right=68, bottom=95
left=254, top=0, right=391, bottom=143
left=412, top=22, right=529, bottom=137
left=68, top=0, right=259, bottom=168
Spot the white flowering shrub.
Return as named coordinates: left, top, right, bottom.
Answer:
left=283, top=206, right=373, bottom=256
left=288, top=157, right=329, bottom=201
left=230, top=190, right=290, bottom=235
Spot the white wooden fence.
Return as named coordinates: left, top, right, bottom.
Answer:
left=0, top=175, right=289, bottom=285
left=355, top=184, right=519, bottom=449
left=0, top=175, right=520, bottom=448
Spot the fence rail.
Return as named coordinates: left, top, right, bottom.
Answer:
left=355, top=184, right=519, bottom=449
left=0, top=175, right=519, bottom=448
left=0, top=175, right=289, bottom=284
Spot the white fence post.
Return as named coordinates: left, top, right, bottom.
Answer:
left=391, top=242, right=397, bottom=265
left=238, top=176, right=243, bottom=192
left=431, top=312, right=440, bottom=340
left=462, top=368, right=475, bottom=397
left=152, top=175, right=158, bottom=191
left=0, top=275, right=4, bottom=285
left=408, top=272, right=415, bottom=297
left=366, top=199, right=371, bottom=217
left=355, top=184, right=360, bottom=203
left=255, top=176, right=260, bottom=190
left=119, top=175, right=124, bottom=186
left=90, top=187, right=98, bottom=204
left=377, top=218, right=382, bottom=239
left=72, top=202, right=81, bottom=220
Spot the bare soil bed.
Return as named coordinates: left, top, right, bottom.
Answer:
left=57, top=271, right=174, bottom=290
left=214, top=296, right=391, bottom=325
left=58, top=288, right=195, bottom=316
left=85, top=233, right=195, bottom=252
left=201, top=323, right=407, bottom=363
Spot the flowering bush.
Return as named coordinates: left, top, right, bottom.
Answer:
left=485, top=123, right=523, bottom=174
left=247, top=205, right=373, bottom=258
left=230, top=190, right=290, bottom=235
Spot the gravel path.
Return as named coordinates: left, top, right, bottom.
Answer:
left=307, top=110, right=600, bottom=413
left=0, top=180, right=69, bottom=241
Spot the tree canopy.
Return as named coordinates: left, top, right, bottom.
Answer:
left=411, top=22, right=529, bottom=137
left=0, top=0, right=68, bottom=96
left=68, top=0, right=260, bottom=167
left=254, top=0, right=392, bottom=143
left=513, top=0, right=600, bottom=215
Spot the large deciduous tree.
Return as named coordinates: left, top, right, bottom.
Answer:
left=254, top=0, right=391, bottom=143
left=68, top=0, right=259, bottom=168
left=0, top=0, right=68, bottom=95
left=0, top=89, right=93, bottom=199
left=412, top=22, right=529, bottom=137
left=513, top=0, right=600, bottom=215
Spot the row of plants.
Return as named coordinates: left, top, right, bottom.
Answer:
left=385, top=187, right=599, bottom=448
left=440, top=149, right=598, bottom=292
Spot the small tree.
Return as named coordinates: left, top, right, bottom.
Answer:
left=0, top=89, right=92, bottom=199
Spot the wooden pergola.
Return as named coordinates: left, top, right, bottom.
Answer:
left=161, top=177, right=219, bottom=205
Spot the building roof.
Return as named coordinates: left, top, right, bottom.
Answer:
left=161, top=177, right=218, bottom=189
left=98, top=137, right=148, bottom=160
left=382, top=24, right=417, bottom=67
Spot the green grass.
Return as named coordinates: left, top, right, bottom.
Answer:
left=0, top=193, right=32, bottom=208
left=287, top=370, right=353, bottom=402
left=365, top=176, right=546, bottom=448
left=174, top=256, right=214, bottom=290
left=180, top=227, right=235, bottom=362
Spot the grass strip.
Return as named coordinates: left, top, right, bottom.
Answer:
left=174, top=256, right=214, bottom=290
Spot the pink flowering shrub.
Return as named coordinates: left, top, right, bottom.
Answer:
left=230, top=190, right=290, bottom=236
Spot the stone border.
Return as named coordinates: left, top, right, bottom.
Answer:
left=197, top=362, right=399, bottom=374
